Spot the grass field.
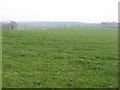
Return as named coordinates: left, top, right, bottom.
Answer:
left=2, top=28, right=118, bottom=88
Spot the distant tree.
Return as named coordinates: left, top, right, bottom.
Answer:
left=9, top=21, right=17, bottom=30
left=2, top=21, right=17, bottom=30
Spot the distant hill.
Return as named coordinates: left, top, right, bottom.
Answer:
left=0, top=21, right=118, bottom=29
left=17, top=22, right=87, bottom=28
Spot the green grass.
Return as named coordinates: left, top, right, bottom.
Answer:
left=2, top=28, right=118, bottom=88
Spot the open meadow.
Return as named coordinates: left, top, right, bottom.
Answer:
left=2, top=27, right=118, bottom=88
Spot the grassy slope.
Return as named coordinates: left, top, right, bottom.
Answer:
left=2, top=28, right=118, bottom=88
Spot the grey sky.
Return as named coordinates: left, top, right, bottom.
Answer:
left=0, top=0, right=119, bottom=23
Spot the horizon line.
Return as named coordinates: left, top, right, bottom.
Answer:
left=0, top=20, right=118, bottom=24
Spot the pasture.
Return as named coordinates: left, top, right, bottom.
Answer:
left=2, top=28, right=118, bottom=88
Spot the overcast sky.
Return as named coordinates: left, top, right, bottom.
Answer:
left=0, top=0, right=119, bottom=23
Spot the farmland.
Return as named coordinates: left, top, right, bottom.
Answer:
left=2, top=28, right=118, bottom=88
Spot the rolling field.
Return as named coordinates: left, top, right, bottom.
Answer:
left=2, top=28, right=118, bottom=88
